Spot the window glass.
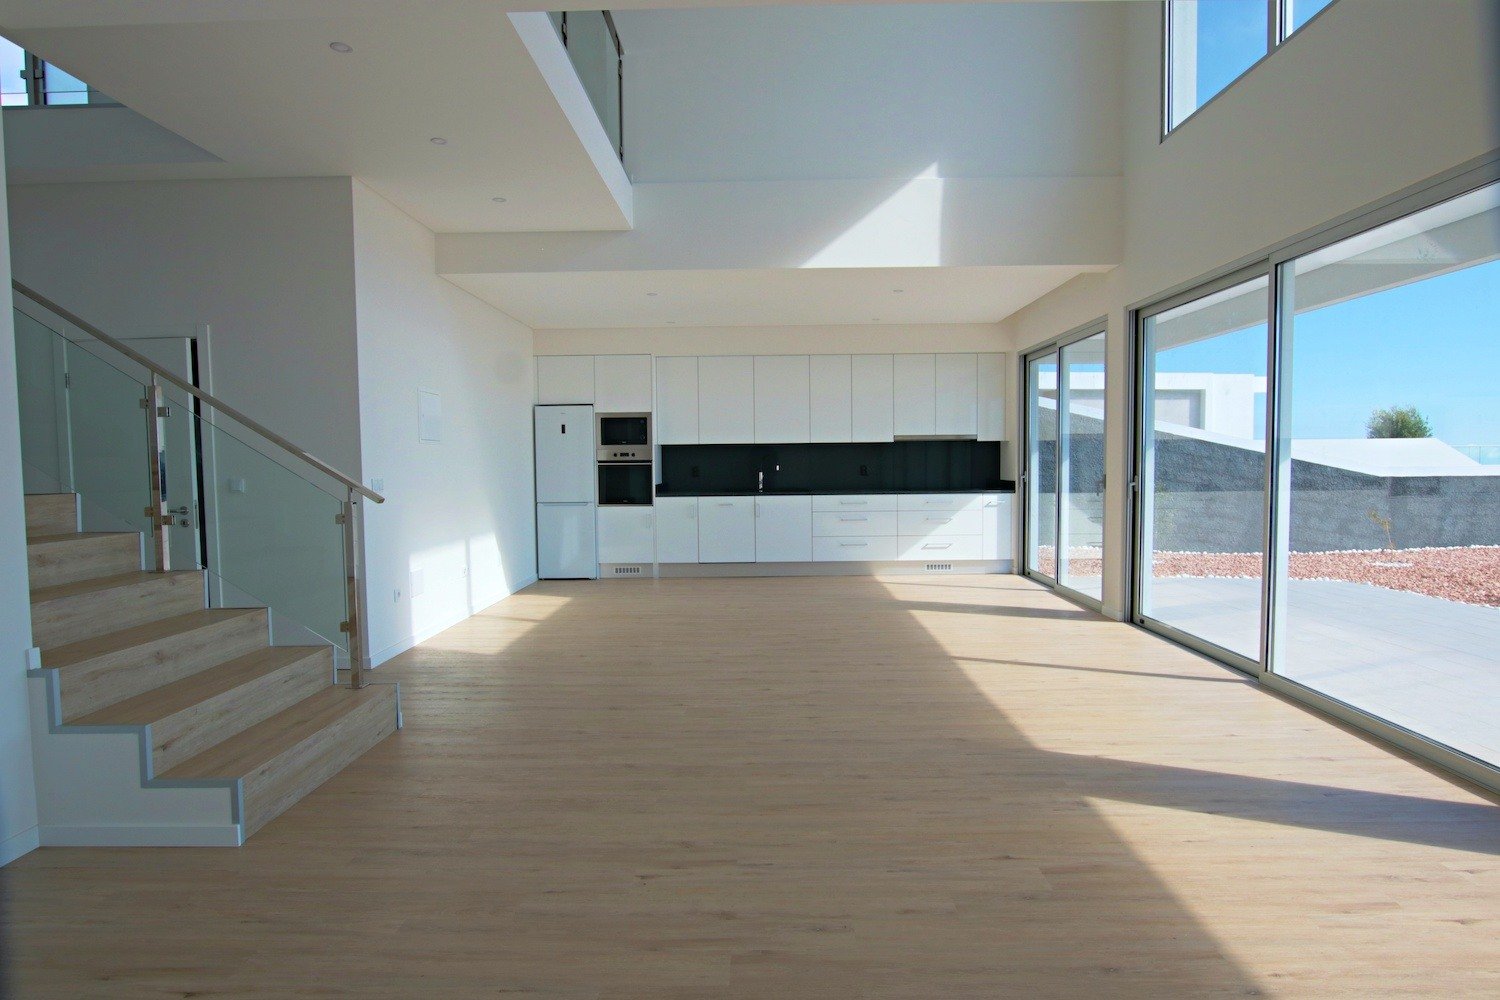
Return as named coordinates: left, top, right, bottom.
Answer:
left=1139, top=276, right=1270, bottom=662
left=1274, top=181, right=1500, bottom=767
left=1286, top=0, right=1335, bottom=35
left=0, top=37, right=28, bottom=106
left=1058, top=333, right=1108, bottom=600
left=1027, top=352, right=1059, bottom=580
left=1167, top=0, right=1269, bottom=130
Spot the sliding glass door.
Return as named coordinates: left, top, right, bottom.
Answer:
left=1131, top=172, right=1500, bottom=782
left=1270, top=180, right=1500, bottom=769
left=1024, top=327, right=1107, bottom=604
left=1136, top=275, right=1269, bottom=667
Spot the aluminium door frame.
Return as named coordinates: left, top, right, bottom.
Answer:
left=1019, top=318, right=1109, bottom=613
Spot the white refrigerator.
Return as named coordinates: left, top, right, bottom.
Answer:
left=535, top=404, right=598, bottom=579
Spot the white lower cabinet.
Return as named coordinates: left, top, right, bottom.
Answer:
left=982, top=493, right=1014, bottom=561
left=812, top=510, right=899, bottom=537
left=698, top=496, right=756, bottom=563
left=655, top=497, right=699, bottom=563
left=814, top=536, right=899, bottom=562
left=898, top=509, right=982, bottom=537
left=755, top=495, right=812, bottom=562
left=597, top=506, right=655, bottom=564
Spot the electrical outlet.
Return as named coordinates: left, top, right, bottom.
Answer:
left=228, top=477, right=247, bottom=493
left=690, top=465, right=700, bottom=478
left=859, top=465, right=869, bottom=476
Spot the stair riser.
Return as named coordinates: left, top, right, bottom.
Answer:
left=56, top=610, right=269, bottom=721
left=151, top=651, right=333, bottom=776
left=25, top=494, right=78, bottom=537
left=29, top=535, right=142, bottom=589
left=240, top=685, right=397, bottom=836
left=34, top=572, right=205, bottom=651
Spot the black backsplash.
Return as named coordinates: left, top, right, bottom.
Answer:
left=659, top=441, right=1007, bottom=495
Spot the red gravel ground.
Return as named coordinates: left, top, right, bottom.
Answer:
left=1042, top=546, right=1500, bottom=608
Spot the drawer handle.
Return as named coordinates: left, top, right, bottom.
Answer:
left=840, top=542, right=868, bottom=548
left=926, top=517, right=951, bottom=523
left=839, top=516, right=868, bottom=522
left=839, top=501, right=868, bottom=506
left=923, top=543, right=952, bottom=550
left=717, top=502, right=735, bottom=507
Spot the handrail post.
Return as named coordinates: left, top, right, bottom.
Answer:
left=342, top=489, right=368, bottom=689
left=143, top=375, right=169, bottom=573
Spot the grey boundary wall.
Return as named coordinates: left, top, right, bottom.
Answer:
left=1038, top=411, right=1500, bottom=554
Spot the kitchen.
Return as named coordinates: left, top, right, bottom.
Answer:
left=534, top=352, right=1015, bottom=579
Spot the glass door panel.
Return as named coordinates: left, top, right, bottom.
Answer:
left=1059, top=333, right=1107, bottom=600
left=1273, top=181, right=1500, bottom=768
left=1025, top=351, right=1058, bottom=580
left=1138, top=276, right=1269, bottom=664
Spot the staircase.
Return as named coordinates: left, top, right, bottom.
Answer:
left=26, top=492, right=398, bottom=841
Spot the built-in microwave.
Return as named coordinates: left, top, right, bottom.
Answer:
left=597, top=412, right=651, bottom=462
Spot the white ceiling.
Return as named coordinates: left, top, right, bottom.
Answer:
left=446, top=265, right=1106, bottom=329
left=0, top=2, right=629, bottom=231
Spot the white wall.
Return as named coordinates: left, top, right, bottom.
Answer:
left=533, top=323, right=1006, bottom=357
left=7, top=177, right=363, bottom=474
left=0, top=110, right=40, bottom=867
left=615, top=3, right=1123, bottom=183
left=1002, top=0, right=1500, bottom=618
left=352, top=181, right=537, bottom=666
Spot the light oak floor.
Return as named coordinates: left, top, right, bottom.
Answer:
left=4, top=574, right=1498, bottom=998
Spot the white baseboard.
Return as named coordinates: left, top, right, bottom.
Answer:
left=0, top=825, right=40, bottom=866
left=39, top=823, right=243, bottom=848
left=367, top=578, right=536, bottom=668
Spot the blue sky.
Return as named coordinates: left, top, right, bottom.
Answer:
left=1160, top=261, right=1500, bottom=446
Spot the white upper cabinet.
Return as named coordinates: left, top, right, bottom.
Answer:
left=935, top=353, right=978, bottom=437
left=978, top=352, right=1006, bottom=441
left=698, top=356, right=755, bottom=444
left=754, top=355, right=810, bottom=443
left=594, top=355, right=653, bottom=413
left=655, top=356, right=699, bottom=444
left=893, top=354, right=936, bottom=437
left=536, top=355, right=595, bottom=404
left=851, top=354, right=894, bottom=442
left=809, top=355, right=853, bottom=443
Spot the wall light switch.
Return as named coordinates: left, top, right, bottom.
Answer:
left=370, top=477, right=385, bottom=493
left=393, top=589, right=402, bottom=603
left=228, top=477, right=248, bottom=494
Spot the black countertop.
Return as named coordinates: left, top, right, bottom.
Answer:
left=657, top=484, right=1015, bottom=498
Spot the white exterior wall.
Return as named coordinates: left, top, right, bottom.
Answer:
left=351, top=181, right=538, bottom=667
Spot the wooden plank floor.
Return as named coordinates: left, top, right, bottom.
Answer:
left=4, top=574, right=1497, bottom=998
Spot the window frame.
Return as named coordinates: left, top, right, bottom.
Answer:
left=1162, top=0, right=1343, bottom=138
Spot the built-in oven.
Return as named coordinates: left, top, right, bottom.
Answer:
left=597, top=412, right=653, bottom=505
left=597, top=461, right=653, bottom=506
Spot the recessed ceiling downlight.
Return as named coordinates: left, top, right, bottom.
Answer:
left=430, top=137, right=448, bottom=146
left=329, top=42, right=353, bottom=53
left=491, top=196, right=507, bottom=203
left=646, top=292, right=659, bottom=297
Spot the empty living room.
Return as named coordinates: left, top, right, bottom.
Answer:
left=0, top=0, right=1496, bottom=996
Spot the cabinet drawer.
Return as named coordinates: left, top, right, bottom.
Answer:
left=897, top=535, right=984, bottom=561
left=898, top=509, right=982, bottom=537
left=813, top=536, right=899, bottom=562
left=812, top=510, right=898, bottom=537
left=898, top=493, right=984, bottom=513
left=811, top=494, right=900, bottom=512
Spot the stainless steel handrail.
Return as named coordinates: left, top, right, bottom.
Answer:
left=12, top=279, right=384, bottom=504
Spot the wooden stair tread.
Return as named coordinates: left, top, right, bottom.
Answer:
left=161, top=686, right=389, bottom=781
left=42, top=608, right=260, bottom=668
left=26, top=531, right=129, bottom=544
left=71, top=645, right=329, bottom=727
left=31, top=570, right=199, bottom=604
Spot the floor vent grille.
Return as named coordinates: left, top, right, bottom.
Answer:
left=925, top=563, right=954, bottom=572
left=612, top=566, right=644, bottom=575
